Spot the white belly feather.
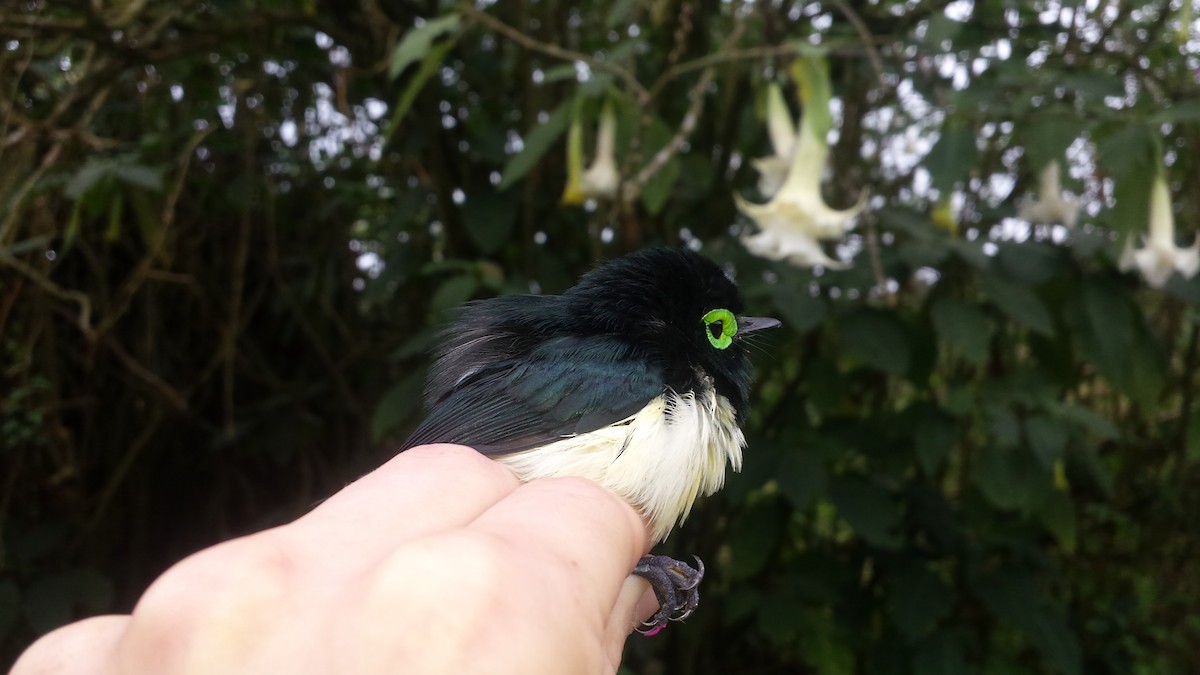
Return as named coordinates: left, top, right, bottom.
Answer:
left=495, top=386, right=744, bottom=542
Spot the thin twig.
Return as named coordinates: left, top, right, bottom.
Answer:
left=0, top=38, right=35, bottom=161
left=0, top=250, right=93, bottom=337
left=459, top=4, right=652, bottom=105
left=101, top=337, right=188, bottom=412
left=646, top=39, right=882, bottom=101
left=665, top=2, right=695, bottom=73
left=625, top=15, right=748, bottom=203
left=829, top=4, right=897, bottom=304
left=0, top=141, right=63, bottom=246
left=833, top=0, right=887, bottom=86
left=97, top=125, right=214, bottom=335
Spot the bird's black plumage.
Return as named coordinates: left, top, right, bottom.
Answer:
left=398, top=246, right=777, bottom=634
left=401, top=247, right=758, bottom=456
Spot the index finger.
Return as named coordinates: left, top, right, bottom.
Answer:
left=276, top=444, right=521, bottom=574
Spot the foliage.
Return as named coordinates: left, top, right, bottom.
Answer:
left=2, top=0, right=1199, bottom=672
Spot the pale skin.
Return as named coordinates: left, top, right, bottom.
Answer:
left=12, top=444, right=661, bottom=675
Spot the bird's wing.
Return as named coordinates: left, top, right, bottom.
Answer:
left=400, top=335, right=665, bottom=456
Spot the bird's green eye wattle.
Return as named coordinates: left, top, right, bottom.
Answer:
left=702, top=308, right=738, bottom=349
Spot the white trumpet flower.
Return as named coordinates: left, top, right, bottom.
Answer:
left=750, top=83, right=796, bottom=199
left=1017, top=160, right=1079, bottom=227
left=736, top=58, right=865, bottom=269
left=562, top=102, right=618, bottom=205
left=580, top=101, right=619, bottom=199
left=1118, top=174, right=1199, bottom=288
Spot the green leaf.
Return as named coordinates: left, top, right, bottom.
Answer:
left=995, top=241, right=1063, bottom=285
left=384, top=37, right=458, bottom=141
left=981, top=273, right=1055, bottom=336
left=729, top=499, right=785, bottom=580
left=1050, top=402, right=1117, bottom=439
left=113, top=163, right=164, bottom=191
left=757, top=592, right=807, bottom=644
left=1018, top=115, right=1088, bottom=174
left=912, top=632, right=974, bottom=675
left=921, top=14, right=964, bottom=46
left=798, top=611, right=856, bottom=675
left=1148, top=98, right=1200, bottom=124
left=370, top=370, right=427, bottom=441
left=830, top=475, right=903, bottom=549
left=428, top=274, right=478, bottom=318
left=926, top=125, right=978, bottom=195
left=977, top=572, right=1082, bottom=675
left=982, top=653, right=1029, bottom=675
left=930, top=298, right=991, bottom=366
left=605, top=0, right=639, bottom=27
left=641, top=154, right=679, bottom=215
left=497, top=102, right=573, bottom=191
left=807, top=357, right=847, bottom=415
left=985, top=403, right=1021, bottom=447
left=391, top=327, right=439, bottom=361
left=640, top=116, right=681, bottom=215
left=1061, top=71, right=1124, bottom=100
left=5, top=235, right=53, bottom=256
left=840, top=308, right=911, bottom=375
left=541, top=63, right=578, bottom=84
left=890, top=565, right=953, bottom=640
left=1066, top=278, right=1165, bottom=410
left=777, top=450, right=826, bottom=510
left=771, top=286, right=826, bottom=334
left=1037, top=490, right=1077, bottom=553
left=950, top=239, right=991, bottom=269
left=65, top=157, right=114, bottom=199
left=388, top=14, right=462, bottom=80
left=974, top=445, right=1051, bottom=512
left=65, top=155, right=162, bottom=199
left=462, top=191, right=516, bottom=255
left=1024, top=414, right=1068, bottom=468
left=1096, top=122, right=1157, bottom=181
left=1095, top=123, right=1157, bottom=236
left=914, top=406, right=961, bottom=474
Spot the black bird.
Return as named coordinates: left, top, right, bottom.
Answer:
left=401, top=247, right=778, bottom=632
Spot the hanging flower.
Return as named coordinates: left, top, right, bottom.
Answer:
left=562, top=101, right=618, bottom=205
left=579, top=100, right=618, bottom=199
left=1017, top=160, right=1079, bottom=228
left=749, top=83, right=796, bottom=199
left=1118, top=172, right=1199, bottom=288
left=740, top=220, right=850, bottom=269
left=735, top=56, right=865, bottom=269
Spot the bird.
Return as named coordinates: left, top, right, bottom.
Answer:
left=400, top=247, right=778, bottom=633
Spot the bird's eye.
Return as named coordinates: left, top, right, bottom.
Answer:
left=701, top=308, right=738, bottom=349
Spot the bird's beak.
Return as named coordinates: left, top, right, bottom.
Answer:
left=738, top=316, right=782, bottom=334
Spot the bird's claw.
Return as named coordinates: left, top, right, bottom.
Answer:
left=633, top=554, right=704, bottom=635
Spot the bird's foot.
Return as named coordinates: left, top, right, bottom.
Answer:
left=632, top=554, right=704, bottom=636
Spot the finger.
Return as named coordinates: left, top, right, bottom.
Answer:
left=278, top=444, right=520, bottom=573
left=470, top=477, right=648, bottom=626
left=601, top=575, right=658, bottom=663
left=111, top=446, right=522, bottom=673
left=11, top=615, right=129, bottom=675
left=343, top=477, right=649, bottom=674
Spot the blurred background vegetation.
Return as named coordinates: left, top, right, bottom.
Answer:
left=2, top=0, right=1199, bottom=672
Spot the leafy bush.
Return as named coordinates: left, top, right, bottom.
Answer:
left=2, top=1, right=1198, bottom=672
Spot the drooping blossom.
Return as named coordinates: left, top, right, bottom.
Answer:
left=562, top=101, right=618, bottom=205
left=1017, top=160, right=1079, bottom=228
left=735, top=56, right=865, bottom=269
left=1118, top=172, right=1199, bottom=288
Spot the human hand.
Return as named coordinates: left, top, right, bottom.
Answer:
left=12, top=444, right=658, bottom=675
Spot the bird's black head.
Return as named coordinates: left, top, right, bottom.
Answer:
left=563, top=247, right=778, bottom=419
